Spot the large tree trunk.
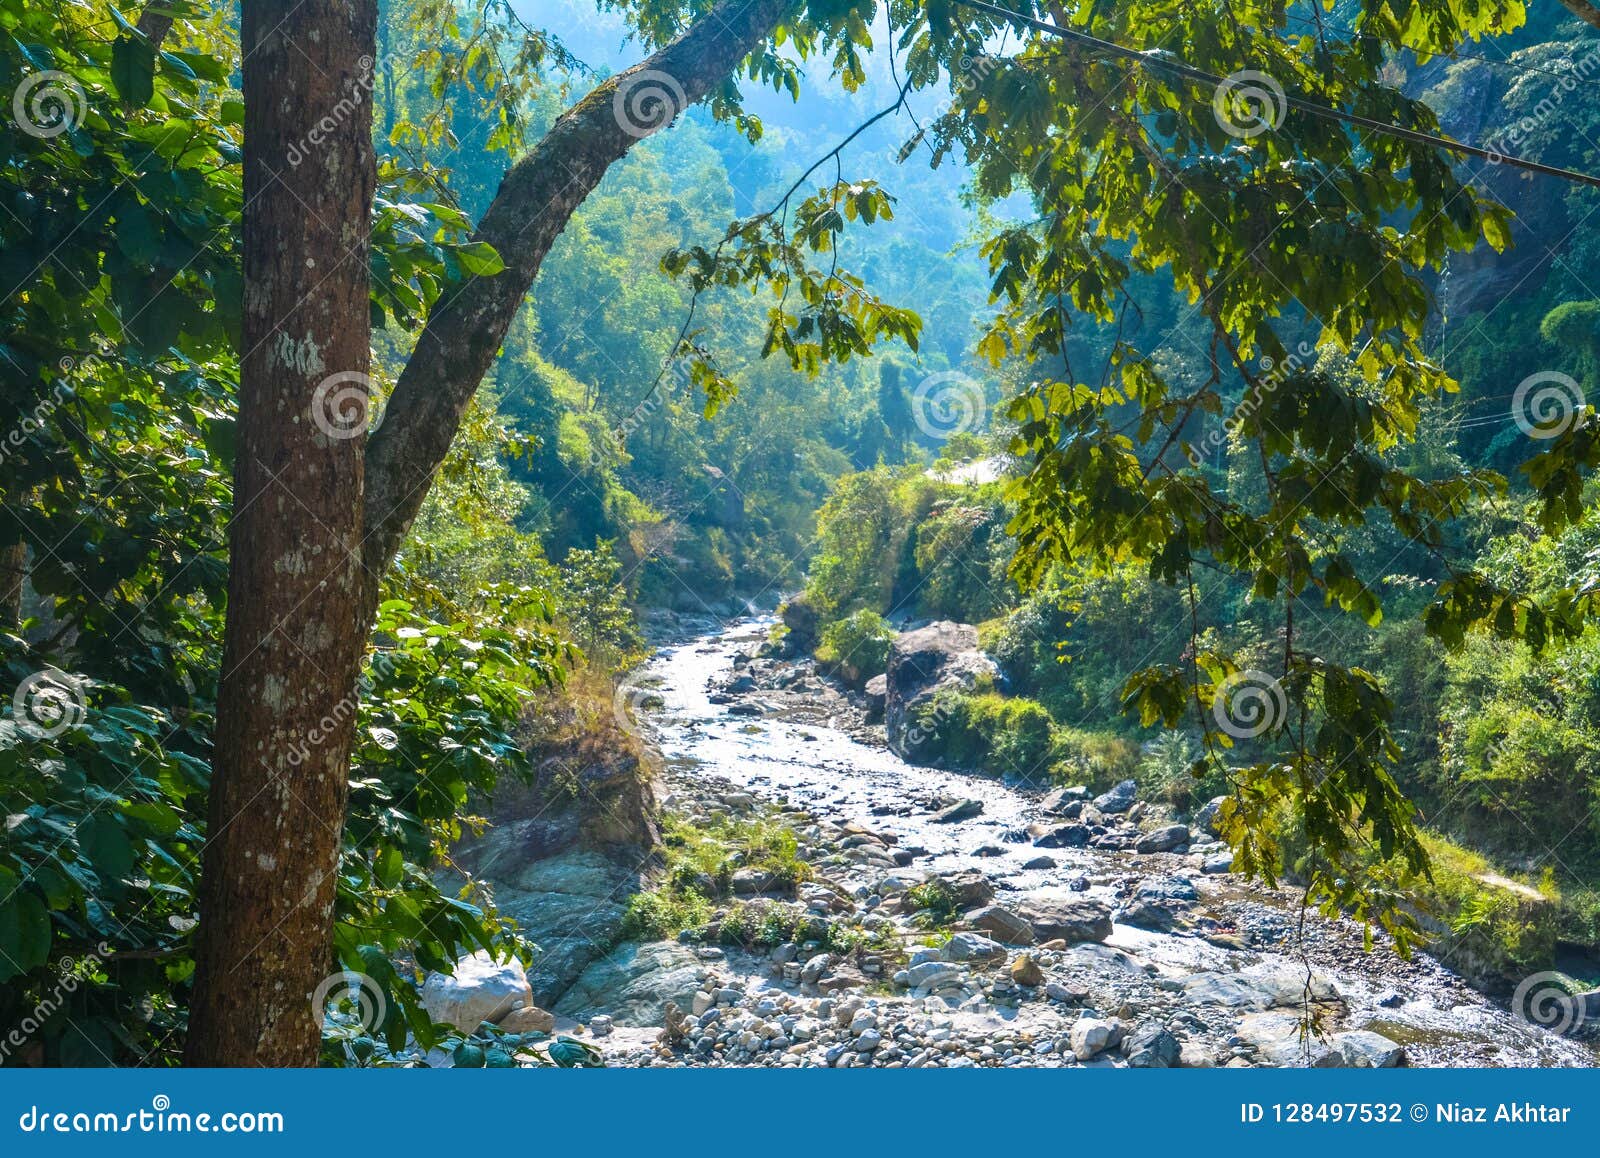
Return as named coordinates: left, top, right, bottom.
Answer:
left=185, top=1, right=377, bottom=1067
left=361, top=0, right=794, bottom=587
left=0, top=538, right=24, bottom=627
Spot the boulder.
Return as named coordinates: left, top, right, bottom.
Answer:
left=939, top=870, right=996, bottom=909
left=498, top=1004, right=555, bottom=1035
left=553, top=941, right=704, bottom=1026
left=1092, top=779, right=1138, bottom=814
left=1070, top=1017, right=1123, bottom=1060
left=1014, top=893, right=1113, bottom=944
left=1194, top=795, right=1229, bottom=837
left=1236, top=1012, right=1404, bottom=1068
left=884, top=622, right=998, bottom=758
left=1122, top=1020, right=1182, bottom=1068
left=971, top=905, right=1036, bottom=945
left=1032, top=823, right=1090, bottom=848
left=1010, top=954, right=1044, bottom=987
left=1135, top=824, right=1190, bottom=854
left=1022, top=855, right=1057, bottom=871
left=420, top=951, right=534, bottom=1032
left=1039, top=786, right=1088, bottom=815
left=1180, top=965, right=1339, bottom=1010
left=933, top=798, right=984, bottom=824
left=863, top=674, right=888, bottom=719
left=943, top=932, right=1007, bottom=962
left=731, top=867, right=783, bottom=894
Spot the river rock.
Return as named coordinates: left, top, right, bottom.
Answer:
left=1070, top=1017, right=1123, bottom=1060
left=420, top=950, right=534, bottom=1032
left=731, top=867, right=782, bottom=894
left=1202, top=851, right=1234, bottom=874
left=1122, top=1020, right=1181, bottom=1068
left=1010, top=954, right=1044, bottom=987
left=497, top=1003, right=555, bottom=1035
left=1092, top=779, right=1138, bottom=814
left=939, top=870, right=995, bottom=909
left=863, top=674, right=888, bottom=719
left=943, top=932, right=1007, bottom=962
left=1194, top=795, right=1229, bottom=836
left=884, top=622, right=998, bottom=758
left=970, top=905, right=1035, bottom=945
left=553, top=941, right=703, bottom=1025
left=1032, top=823, right=1090, bottom=848
left=1039, top=786, right=1088, bottom=815
left=933, top=799, right=984, bottom=824
left=1023, top=855, right=1057, bottom=870
left=1014, top=893, right=1113, bottom=943
left=1135, top=824, right=1189, bottom=853
left=1181, top=965, right=1339, bottom=1010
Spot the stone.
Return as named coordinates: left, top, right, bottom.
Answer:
left=1010, top=954, right=1044, bottom=987
left=553, top=941, right=704, bottom=1025
left=884, top=622, right=999, bottom=759
left=420, top=950, right=534, bottom=1032
left=1070, top=1018, right=1123, bottom=1060
left=1116, top=899, right=1178, bottom=931
left=1327, top=1030, right=1405, bottom=1068
left=1013, top=893, right=1113, bottom=944
left=1092, top=779, right=1138, bottom=814
left=906, top=961, right=966, bottom=988
left=970, top=905, right=1036, bottom=945
left=943, top=932, right=1007, bottom=962
left=1181, top=966, right=1339, bottom=1010
left=1039, top=786, right=1088, bottom=815
left=863, top=674, right=888, bottom=719
left=1022, top=855, right=1057, bottom=870
left=497, top=1003, right=555, bottom=1035
left=1202, top=852, right=1234, bottom=874
left=939, top=870, right=995, bottom=909
left=1194, top=795, right=1229, bottom=837
left=589, top=1014, right=614, bottom=1038
left=1032, top=823, right=1090, bottom=848
left=1122, top=1020, right=1181, bottom=1068
left=933, top=799, right=984, bottom=824
left=1135, top=824, right=1190, bottom=853
left=731, top=867, right=783, bottom=894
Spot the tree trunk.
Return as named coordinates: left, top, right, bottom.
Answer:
left=0, top=538, right=24, bottom=628
left=185, top=0, right=377, bottom=1067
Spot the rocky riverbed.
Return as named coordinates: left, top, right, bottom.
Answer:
left=466, top=614, right=1600, bottom=1069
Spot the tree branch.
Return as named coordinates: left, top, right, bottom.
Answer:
left=1557, top=0, right=1600, bottom=30
left=363, top=0, right=796, bottom=581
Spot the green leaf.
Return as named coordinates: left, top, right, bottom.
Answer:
left=111, top=37, right=156, bottom=107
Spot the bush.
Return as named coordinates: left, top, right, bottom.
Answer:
left=816, top=610, right=897, bottom=685
left=908, top=689, right=1060, bottom=778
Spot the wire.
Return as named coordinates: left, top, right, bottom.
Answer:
left=949, top=0, right=1600, bottom=190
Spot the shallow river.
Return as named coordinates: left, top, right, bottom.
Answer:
left=639, top=615, right=1596, bottom=1068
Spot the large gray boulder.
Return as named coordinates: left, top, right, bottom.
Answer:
left=553, top=941, right=704, bottom=1026
left=1013, top=893, right=1113, bottom=944
left=885, top=622, right=997, bottom=759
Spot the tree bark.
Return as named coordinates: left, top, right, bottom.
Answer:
left=0, top=538, right=24, bottom=628
left=361, top=0, right=794, bottom=585
left=1557, top=0, right=1600, bottom=31
left=185, top=1, right=377, bottom=1067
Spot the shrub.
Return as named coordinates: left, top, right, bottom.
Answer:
left=816, top=609, right=897, bottom=684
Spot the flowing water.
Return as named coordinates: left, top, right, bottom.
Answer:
left=639, top=615, right=1597, bottom=1067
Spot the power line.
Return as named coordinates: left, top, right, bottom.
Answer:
left=950, top=0, right=1600, bottom=190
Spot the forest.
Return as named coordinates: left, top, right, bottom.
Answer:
left=5, top=0, right=1600, bottom=1073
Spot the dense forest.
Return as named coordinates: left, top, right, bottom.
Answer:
left=5, top=0, right=1600, bottom=1070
